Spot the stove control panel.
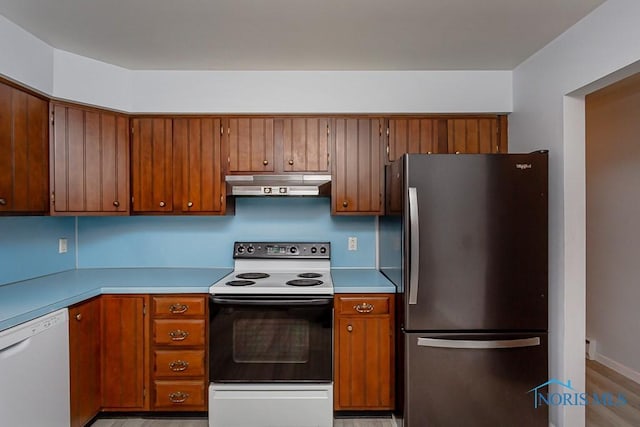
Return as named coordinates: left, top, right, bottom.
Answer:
left=233, top=242, right=330, bottom=259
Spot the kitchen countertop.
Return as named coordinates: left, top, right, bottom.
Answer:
left=331, top=268, right=397, bottom=294
left=1, top=267, right=396, bottom=332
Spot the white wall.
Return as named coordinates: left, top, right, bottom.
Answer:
left=585, top=74, right=640, bottom=383
left=511, top=0, right=640, bottom=426
left=0, top=15, right=53, bottom=94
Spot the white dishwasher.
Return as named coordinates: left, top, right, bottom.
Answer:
left=0, top=308, right=70, bottom=427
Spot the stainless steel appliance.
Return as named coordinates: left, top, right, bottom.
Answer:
left=380, top=152, right=549, bottom=427
left=209, top=242, right=333, bottom=427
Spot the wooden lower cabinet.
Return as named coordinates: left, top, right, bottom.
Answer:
left=150, top=294, right=208, bottom=411
left=101, top=294, right=150, bottom=411
left=334, top=294, right=395, bottom=411
left=69, top=297, right=102, bottom=427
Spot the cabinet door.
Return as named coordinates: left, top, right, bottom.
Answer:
left=69, top=297, right=101, bottom=427
left=131, top=118, right=173, bottom=212
left=277, top=117, right=330, bottom=172
left=227, top=117, right=274, bottom=173
left=0, top=82, right=48, bottom=214
left=447, top=117, right=507, bottom=154
left=174, top=118, right=225, bottom=213
left=334, top=301, right=394, bottom=410
left=333, top=118, right=384, bottom=214
left=387, top=118, right=446, bottom=162
left=101, top=295, right=149, bottom=411
left=51, top=103, right=129, bottom=214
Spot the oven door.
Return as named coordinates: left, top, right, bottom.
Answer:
left=209, top=295, right=333, bottom=383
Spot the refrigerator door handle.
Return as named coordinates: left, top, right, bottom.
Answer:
left=408, top=187, right=419, bottom=305
left=417, top=337, right=541, bottom=349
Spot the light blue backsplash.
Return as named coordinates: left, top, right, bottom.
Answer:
left=78, top=198, right=376, bottom=268
left=0, top=216, right=76, bottom=285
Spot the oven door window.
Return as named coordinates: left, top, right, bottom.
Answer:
left=210, top=296, right=333, bottom=383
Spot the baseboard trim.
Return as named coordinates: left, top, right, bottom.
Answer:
left=594, top=352, right=640, bottom=384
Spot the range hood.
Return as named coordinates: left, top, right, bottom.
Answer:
left=226, top=175, right=331, bottom=196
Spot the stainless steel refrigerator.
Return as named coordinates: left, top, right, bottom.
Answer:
left=379, top=152, right=549, bottom=427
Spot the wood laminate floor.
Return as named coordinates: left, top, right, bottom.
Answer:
left=587, top=359, right=640, bottom=426
left=91, top=417, right=395, bottom=427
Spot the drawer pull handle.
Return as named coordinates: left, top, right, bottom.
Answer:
left=169, top=329, right=190, bottom=341
left=168, top=391, right=190, bottom=403
left=354, top=303, right=374, bottom=313
left=169, top=303, right=189, bottom=314
left=169, top=360, right=189, bottom=372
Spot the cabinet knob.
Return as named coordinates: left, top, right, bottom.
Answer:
left=288, top=159, right=294, bottom=165
left=75, top=313, right=82, bottom=321
left=346, top=324, right=353, bottom=332
left=187, top=201, right=193, bottom=208
left=159, top=201, right=166, bottom=207
left=263, top=160, right=269, bottom=166
left=169, top=303, right=189, bottom=314
left=354, top=302, right=374, bottom=313
left=169, top=329, right=189, bottom=341
left=169, top=360, right=189, bottom=372
left=0, top=198, right=6, bottom=206
left=342, top=200, right=349, bottom=208
left=113, top=200, right=120, bottom=207
left=168, top=391, right=189, bottom=403
left=455, top=151, right=461, bottom=154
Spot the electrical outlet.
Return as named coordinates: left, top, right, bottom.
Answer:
left=58, top=238, right=68, bottom=254
left=348, top=236, right=358, bottom=251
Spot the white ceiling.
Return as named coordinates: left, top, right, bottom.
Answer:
left=0, top=0, right=605, bottom=71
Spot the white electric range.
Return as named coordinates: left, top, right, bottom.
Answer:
left=208, top=242, right=334, bottom=427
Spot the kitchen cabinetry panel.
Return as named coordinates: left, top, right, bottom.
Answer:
left=131, top=118, right=173, bottom=212
left=387, top=118, right=446, bottom=162
left=277, top=117, right=330, bottom=173
left=333, top=118, right=384, bottom=215
left=0, top=81, right=48, bottom=214
left=69, top=297, right=101, bottom=427
left=150, top=294, right=208, bottom=411
left=447, top=117, right=506, bottom=154
left=174, top=118, right=225, bottom=213
left=228, top=117, right=274, bottom=173
left=101, top=295, right=149, bottom=411
left=51, top=103, right=129, bottom=214
left=334, top=293, right=394, bottom=411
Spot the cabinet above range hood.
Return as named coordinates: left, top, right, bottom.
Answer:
left=226, top=175, right=331, bottom=197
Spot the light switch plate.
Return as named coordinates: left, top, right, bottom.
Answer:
left=348, top=236, right=358, bottom=251
left=58, top=238, right=68, bottom=254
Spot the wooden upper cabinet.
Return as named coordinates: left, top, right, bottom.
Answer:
left=276, top=117, right=330, bottom=173
left=387, top=118, right=446, bottom=162
left=447, top=116, right=507, bottom=154
left=0, top=81, right=48, bottom=214
left=227, top=117, right=274, bottom=173
left=173, top=118, right=225, bottom=213
left=131, top=118, right=173, bottom=213
left=50, top=103, right=129, bottom=215
left=332, top=118, right=384, bottom=215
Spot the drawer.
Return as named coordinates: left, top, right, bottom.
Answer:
left=154, top=349, right=206, bottom=377
left=154, top=380, right=206, bottom=409
left=336, top=295, right=391, bottom=315
left=152, top=296, right=206, bottom=317
left=153, top=319, right=206, bottom=346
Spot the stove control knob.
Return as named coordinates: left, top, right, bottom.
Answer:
left=289, top=246, right=298, bottom=254
left=237, top=246, right=245, bottom=254
left=247, top=246, right=255, bottom=254
left=310, top=247, right=317, bottom=254
left=320, top=247, right=327, bottom=254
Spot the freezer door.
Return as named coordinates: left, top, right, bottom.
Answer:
left=403, top=153, right=548, bottom=331
left=403, top=332, right=548, bottom=427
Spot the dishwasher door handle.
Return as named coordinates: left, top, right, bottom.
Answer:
left=0, top=336, right=32, bottom=358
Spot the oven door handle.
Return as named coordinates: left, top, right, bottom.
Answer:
left=211, top=297, right=333, bottom=306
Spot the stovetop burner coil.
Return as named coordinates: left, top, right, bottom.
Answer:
left=286, top=279, right=324, bottom=287
left=297, top=272, right=323, bottom=278
left=236, top=272, right=270, bottom=280
left=225, top=280, right=256, bottom=286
